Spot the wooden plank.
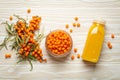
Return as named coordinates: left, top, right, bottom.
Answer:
left=0, top=0, right=120, bottom=80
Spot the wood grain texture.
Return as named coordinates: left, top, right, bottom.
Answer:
left=0, top=0, right=120, bottom=80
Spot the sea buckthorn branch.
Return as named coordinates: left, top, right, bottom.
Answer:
left=0, top=15, right=46, bottom=71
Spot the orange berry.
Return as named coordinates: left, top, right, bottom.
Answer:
left=19, top=48, right=23, bottom=54
left=111, top=34, right=115, bottom=39
left=65, top=24, right=69, bottom=29
left=21, top=27, right=24, bottom=31
left=27, top=46, right=30, bottom=51
left=25, top=52, right=29, bottom=57
left=14, top=25, right=18, bottom=29
left=43, top=58, right=47, bottom=63
left=22, top=44, right=26, bottom=48
left=74, top=17, right=78, bottom=21
left=77, top=23, right=80, bottom=27
left=37, top=56, right=41, bottom=60
left=70, top=29, right=73, bottom=33
left=36, top=46, right=39, bottom=49
left=39, top=59, right=43, bottom=63
left=30, top=27, right=34, bottom=31
left=24, top=47, right=27, bottom=51
left=108, top=44, right=112, bottom=49
left=40, top=53, right=43, bottom=57
left=32, top=52, right=35, bottom=56
left=34, top=54, right=38, bottom=57
left=38, top=50, right=41, bottom=54
left=74, top=48, right=77, bottom=53
left=5, top=53, right=11, bottom=59
left=27, top=8, right=31, bottom=13
left=25, top=29, right=29, bottom=33
left=30, top=33, right=34, bottom=38
left=34, top=49, right=37, bottom=53
left=73, top=23, right=76, bottom=27
left=39, top=49, right=42, bottom=53
left=107, top=41, right=111, bottom=47
left=71, top=54, right=75, bottom=60
left=20, top=34, right=24, bottom=39
left=77, top=54, right=80, bottom=59
left=9, top=16, right=13, bottom=21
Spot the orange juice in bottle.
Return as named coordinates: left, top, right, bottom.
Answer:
left=82, top=20, right=105, bottom=63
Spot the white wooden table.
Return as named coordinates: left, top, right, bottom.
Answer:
left=0, top=0, right=120, bottom=80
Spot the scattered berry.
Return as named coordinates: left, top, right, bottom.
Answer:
left=74, top=17, right=78, bottom=21
left=74, top=48, right=77, bottom=53
left=71, top=54, right=75, bottom=60
left=9, top=16, right=13, bottom=21
left=27, top=8, right=31, bottom=13
left=5, top=53, right=11, bottom=59
left=111, top=34, right=115, bottom=39
left=70, top=29, right=73, bottom=33
left=77, top=23, right=80, bottom=27
left=77, top=54, right=80, bottom=59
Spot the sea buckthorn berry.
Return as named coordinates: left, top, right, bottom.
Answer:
left=77, top=23, right=80, bottom=27
left=21, top=27, right=24, bottom=31
left=108, top=44, right=112, bottom=49
left=111, top=34, right=115, bottom=39
left=25, top=52, right=29, bottom=57
left=74, top=48, right=77, bottom=53
left=27, top=8, right=31, bottom=13
left=77, top=54, right=80, bottom=59
left=40, top=53, right=43, bottom=57
left=107, top=41, right=111, bottom=47
left=34, top=49, right=38, bottom=53
left=9, top=16, right=13, bottom=21
left=39, top=49, right=42, bottom=53
left=5, top=53, right=11, bottom=59
left=71, top=54, right=75, bottom=60
left=74, top=17, right=78, bottom=21
left=24, top=47, right=27, bottom=51
left=39, top=59, right=43, bottom=63
left=37, top=56, right=40, bottom=60
left=65, top=24, right=69, bottom=29
left=19, top=48, right=23, bottom=54
left=25, top=29, right=29, bottom=33
left=70, top=29, right=73, bottom=33
left=43, top=58, right=47, bottom=63
left=73, top=23, right=76, bottom=27
left=32, top=52, right=35, bottom=56
left=34, top=54, right=38, bottom=58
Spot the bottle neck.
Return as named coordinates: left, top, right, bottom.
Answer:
left=93, top=22, right=105, bottom=27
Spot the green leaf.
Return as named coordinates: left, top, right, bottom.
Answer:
left=17, top=59, right=24, bottom=64
left=0, top=44, right=5, bottom=50
left=13, top=14, right=26, bottom=22
left=10, top=41, right=18, bottom=50
left=25, top=35, right=30, bottom=43
left=36, top=33, right=45, bottom=43
left=27, top=59, right=33, bottom=71
left=17, top=35, right=22, bottom=42
left=13, top=14, right=28, bottom=28
left=2, top=22, right=14, bottom=35
left=15, top=36, right=20, bottom=47
left=28, top=54, right=37, bottom=61
left=0, top=36, right=11, bottom=50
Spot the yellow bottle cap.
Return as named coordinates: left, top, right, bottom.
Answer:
left=93, top=19, right=106, bottom=25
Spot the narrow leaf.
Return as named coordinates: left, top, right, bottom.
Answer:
left=26, top=35, right=30, bottom=43
left=28, top=59, right=33, bottom=71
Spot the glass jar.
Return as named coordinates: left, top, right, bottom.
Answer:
left=45, top=30, right=73, bottom=58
